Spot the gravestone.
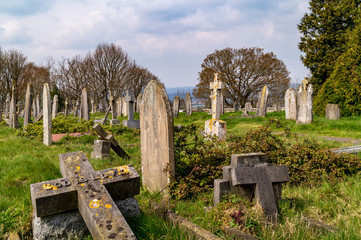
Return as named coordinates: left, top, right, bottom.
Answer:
left=204, top=73, right=227, bottom=140
left=73, top=99, right=79, bottom=117
left=36, top=94, right=40, bottom=117
left=325, top=104, right=340, bottom=120
left=9, top=83, right=19, bottom=128
left=64, top=98, right=69, bottom=117
left=136, top=94, right=142, bottom=113
left=32, top=98, right=37, bottom=119
left=285, top=88, right=297, bottom=120
left=30, top=151, right=138, bottom=239
left=0, top=97, right=2, bottom=122
left=43, top=83, right=52, bottom=146
left=185, top=93, right=192, bottom=116
left=80, top=88, right=89, bottom=121
left=123, top=90, right=140, bottom=129
left=233, top=102, right=240, bottom=112
left=296, top=79, right=313, bottom=124
left=109, top=92, right=120, bottom=126
left=90, top=98, right=95, bottom=114
left=99, top=99, right=107, bottom=113
left=243, top=102, right=252, bottom=116
left=140, top=80, right=175, bottom=193
left=52, top=95, right=58, bottom=119
left=256, top=86, right=268, bottom=117
left=117, top=97, right=122, bottom=116
left=214, top=153, right=289, bottom=219
left=172, top=96, right=180, bottom=118
left=122, top=98, right=128, bottom=117
left=5, top=94, right=10, bottom=119
left=273, top=103, right=281, bottom=111
left=91, top=140, right=111, bottom=159
left=24, top=83, right=33, bottom=128
left=100, top=105, right=111, bottom=125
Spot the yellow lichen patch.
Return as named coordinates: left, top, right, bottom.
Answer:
left=89, top=199, right=100, bottom=209
left=81, top=183, right=85, bottom=186
left=52, top=186, right=58, bottom=190
left=43, top=184, right=53, bottom=190
left=76, top=166, right=80, bottom=170
left=116, top=165, right=130, bottom=175
left=105, top=204, right=112, bottom=209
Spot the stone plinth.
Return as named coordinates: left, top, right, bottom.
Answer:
left=91, top=140, right=111, bottom=159
left=204, top=119, right=226, bottom=141
left=325, top=104, right=340, bottom=120
left=123, top=119, right=140, bottom=129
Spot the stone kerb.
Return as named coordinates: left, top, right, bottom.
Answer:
left=256, top=86, right=268, bottom=117
left=30, top=151, right=139, bottom=239
left=325, top=104, right=340, bottom=120
left=140, top=80, right=175, bottom=193
left=214, top=153, right=289, bottom=219
left=285, top=88, right=297, bottom=120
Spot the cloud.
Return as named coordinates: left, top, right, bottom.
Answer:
left=0, top=0, right=53, bottom=16
left=0, top=20, right=32, bottom=45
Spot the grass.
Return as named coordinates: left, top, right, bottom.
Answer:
left=1, top=110, right=361, bottom=239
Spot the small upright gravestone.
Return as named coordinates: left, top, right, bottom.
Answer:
left=140, top=80, right=175, bottom=193
left=5, top=94, right=10, bottom=119
left=123, top=90, right=140, bottom=129
left=172, top=96, right=180, bottom=118
left=256, top=86, right=268, bottom=117
left=233, top=102, right=240, bottom=112
left=243, top=102, right=252, bottom=116
left=24, top=83, right=33, bottom=128
left=43, top=83, right=52, bottom=146
left=122, top=98, right=128, bottom=117
left=325, top=104, right=340, bottom=120
left=30, top=151, right=139, bottom=239
left=32, top=98, right=37, bottom=119
left=136, top=93, right=142, bottom=114
left=80, top=88, right=89, bottom=121
left=185, top=93, right=192, bottom=116
left=214, top=153, right=289, bottom=219
left=117, top=97, right=122, bottom=116
left=52, top=95, right=58, bottom=119
left=74, top=99, right=79, bottom=117
left=285, top=88, right=297, bottom=120
left=64, top=98, right=69, bottom=116
left=297, top=79, right=313, bottom=124
left=273, top=103, right=281, bottom=112
left=36, top=94, right=40, bottom=117
left=91, top=140, right=111, bottom=159
left=204, top=73, right=227, bottom=140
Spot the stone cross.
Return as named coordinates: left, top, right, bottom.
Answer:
left=109, top=92, right=120, bottom=125
left=256, top=86, right=269, bottom=117
left=285, top=88, right=297, bottom=120
left=296, top=79, right=313, bottom=124
left=81, top=88, right=89, bottom=121
left=325, top=104, right=340, bottom=120
left=30, top=151, right=138, bottom=239
left=123, top=90, right=139, bottom=129
left=64, top=98, right=69, bottom=116
left=140, top=80, right=175, bottom=193
left=24, top=83, right=33, bottom=128
left=185, top=93, right=192, bottom=116
left=43, top=83, right=52, bottom=146
left=52, top=95, right=58, bottom=119
left=214, top=153, right=289, bottom=219
left=172, top=96, right=180, bottom=118
left=210, top=73, right=225, bottom=120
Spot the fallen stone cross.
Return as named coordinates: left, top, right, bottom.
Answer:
left=34, top=110, right=43, bottom=123
left=31, top=151, right=139, bottom=239
left=214, top=153, right=289, bottom=219
left=93, top=123, right=130, bottom=159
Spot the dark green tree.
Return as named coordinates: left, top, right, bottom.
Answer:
left=298, top=0, right=360, bottom=94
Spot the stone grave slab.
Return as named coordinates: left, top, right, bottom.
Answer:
left=30, top=151, right=139, bottom=239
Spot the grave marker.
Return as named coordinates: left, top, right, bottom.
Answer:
left=117, top=97, right=122, bottom=116
left=122, top=98, right=127, bottom=117
left=109, top=92, right=120, bottom=125
left=30, top=151, right=138, bottom=239
left=256, top=86, right=268, bottom=117
left=9, top=83, right=19, bottom=128
left=5, top=94, right=10, bottom=119
left=64, top=98, right=69, bottom=116
left=74, top=99, right=79, bottom=117
left=36, top=94, right=40, bottom=117
left=52, top=95, right=58, bottom=119
left=233, top=101, right=240, bottom=112
left=32, top=98, right=37, bottom=119
left=136, top=94, right=142, bottom=114
left=243, top=102, right=252, bottom=116
left=43, top=83, right=52, bottom=146
left=172, top=96, right=180, bottom=118
left=80, top=88, right=89, bottom=121
left=285, top=88, right=297, bottom=120
left=325, top=104, right=340, bottom=120
left=185, top=93, right=192, bottom=116
left=296, top=79, right=313, bottom=124
left=140, top=80, right=175, bottom=192
left=91, top=140, right=111, bottom=159
left=24, top=83, right=33, bottom=128
left=123, top=90, right=140, bottom=129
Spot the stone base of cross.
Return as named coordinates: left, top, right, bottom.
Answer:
left=123, top=119, right=140, bottom=129
left=109, top=119, right=120, bottom=126
left=214, top=153, right=289, bottom=220
left=204, top=119, right=226, bottom=140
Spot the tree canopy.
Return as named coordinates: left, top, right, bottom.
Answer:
left=193, top=47, right=290, bottom=107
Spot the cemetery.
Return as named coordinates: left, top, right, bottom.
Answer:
left=1, top=78, right=361, bottom=240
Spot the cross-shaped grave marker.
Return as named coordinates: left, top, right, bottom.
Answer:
left=31, top=151, right=139, bottom=239
left=210, top=73, right=225, bottom=120
left=123, top=90, right=140, bottom=129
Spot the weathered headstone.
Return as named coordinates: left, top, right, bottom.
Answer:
left=140, top=80, right=175, bottom=193
left=32, top=98, right=37, bottom=119
left=30, top=151, right=138, bottom=239
left=117, top=97, right=122, bottom=116
left=214, top=153, right=289, bottom=219
left=109, top=92, right=120, bottom=126
left=273, top=102, right=281, bottom=111
left=91, top=140, right=111, bottom=159
left=233, top=102, right=240, bottom=112
left=185, top=93, right=192, bottom=116
left=64, top=98, right=69, bottom=117
left=24, top=83, right=33, bottom=128
left=325, top=104, right=340, bottom=120
left=123, top=90, right=140, bottom=129
left=99, top=99, right=107, bottom=113
left=172, top=96, right=180, bottom=118
left=256, top=86, right=268, bottom=117
left=43, top=83, right=52, bottom=146
left=244, top=102, right=252, bottom=114
left=9, top=83, right=19, bottom=128
left=36, top=94, right=40, bottom=117
left=52, top=95, right=58, bottom=119
left=5, top=94, right=10, bottom=119
left=100, top=105, right=111, bottom=125
left=80, top=88, right=89, bottom=121
left=0, top=97, right=2, bottom=122
left=90, top=98, right=95, bottom=114
left=296, top=79, right=313, bottom=124
left=122, top=98, right=128, bottom=117
left=285, top=88, right=297, bottom=120
left=136, top=94, right=142, bottom=114
left=204, top=73, right=227, bottom=140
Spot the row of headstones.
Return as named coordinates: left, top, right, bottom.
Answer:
left=172, top=93, right=193, bottom=117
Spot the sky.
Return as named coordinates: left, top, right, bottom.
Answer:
left=0, top=0, right=310, bottom=88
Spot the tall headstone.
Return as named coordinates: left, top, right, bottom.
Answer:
left=136, top=94, right=142, bottom=114
left=244, top=102, right=252, bottom=115
left=185, top=93, right=192, bottom=116
left=24, top=83, right=33, bottom=128
left=32, top=99, right=37, bottom=119
left=109, top=92, right=120, bottom=125
left=90, top=98, right=95, bottom=114
left=5, top=94, right=10, bottom=119
left=64, top=98, right=69, bottom=116
left=285, top=88, right=297, bottom=120
left=296, top=79, right=313, bottom=124
left=0, top=97, right=2, bottom=122
left=74, top=99, right=79, bottom=117
left=117, top=97, right=122, bottom=116
left=325, top=104, right=340, bottom=120
left=140, top=80, right=175, bottom=193
left=172, top=96, right=180, bottom=118
left=9, top=83, right=18, bottom=128
left=220, top=90, right=225, bottom=115
left=123, top=90, right=140, bottom=129
left=233, top=102, right=240, bottom=112
left=80, top=88, right=89, bottom=121
left=43, top=83, right=52, bottom=146
left=122, top=98, right=128, bottom=117
left=52, top=95, right=58, bottom=119
left=36, top=94, right=40, bottom=116
left=256, top=86, right=268, bottom=117
left=204, top=73, right=227, bottom=140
